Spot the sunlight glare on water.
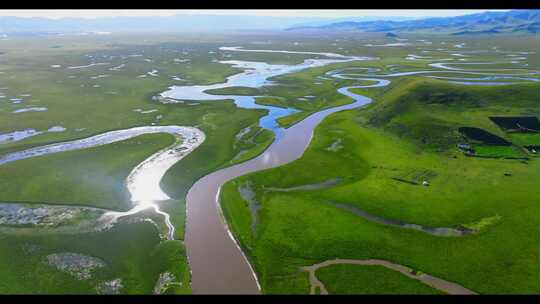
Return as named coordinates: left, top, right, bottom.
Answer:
left=129, top=164, right=171, bottom=202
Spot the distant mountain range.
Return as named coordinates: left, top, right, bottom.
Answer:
left=287, top=10, right=540, bottom=35
left=1, top=11, right=539, bottom=36
left=0, top=14, right=333, bottom=35
left=0, top=14, right=421, bottom=36
left=289, top=16, right=417, bottom=28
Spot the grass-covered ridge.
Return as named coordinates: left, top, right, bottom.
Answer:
left=359, top=79, right=540, bottom=151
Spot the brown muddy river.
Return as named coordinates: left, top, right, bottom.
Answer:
left=184, top=79, right=389, bottom=294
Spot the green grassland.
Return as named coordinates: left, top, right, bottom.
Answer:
left=0, top=34, right=392, bottom=294
left=0, top=221, right=190, bottom=294
left=0, top=36, right=280, bottom=211
left=0, top=35, right=280, bottom=294
left=508, top=133, right=540, bottom=146
left=473, top=145, right=525, bottom=158
left=0, top=133, right=174, bottom=210
left=316, top=264, right=442, bottom=294
left=221, top=78, right=540, bottom=294
left=2, top=32, right=540, bottom=294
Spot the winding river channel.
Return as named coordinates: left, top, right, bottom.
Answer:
left=183, top=79, right=389, bottom=294
left=178, top=47, right=539, bottom=293
left=0, top=126, right=205, bottom=240
left=1, top=44, right=539, bottom=294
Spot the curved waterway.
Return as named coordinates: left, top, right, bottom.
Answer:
left=0, top=126, right=205, bottom=240
left=184, top=78, right=389, bottom=293
left=160, top=47, right=374, bottom=140
left=328, top=63, right=540, bottom=86
left=302, top=259, right=476, bottom=295
left=2, top=46, right=537, bottom=293
left=181, top=47, right=540, bottom=293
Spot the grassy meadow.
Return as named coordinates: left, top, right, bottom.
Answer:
left=1, top=32, right=540, bottom=294
left=221, top=77, right=540, bottom=294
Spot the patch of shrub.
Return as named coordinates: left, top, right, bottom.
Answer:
left=458, top=127, right=511, bottom=146
left=489, top=116, right=540, bottom=132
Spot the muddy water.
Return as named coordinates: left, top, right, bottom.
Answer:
left=302, top=259, right=476, bottom=295
left=183, top=52, right=535, bottom=293
left=329, top=202, right=472, bottom=237
left=184, top=52, right=539, bottom=293
left=184, top=79, right=390, bottom=294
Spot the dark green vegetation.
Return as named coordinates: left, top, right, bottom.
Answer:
left=358, top=80, right=536, bottom=159
left=221, top=77, right=540, bottom=294
left=316, top=264, right=441, bottom=294
left=458, top=127, right=525, bottom=158
left=458, top=127, right=511, bottom=146
left=484, top=116, right=540, bottom=157
left=489, top=116, right=540, bottom=132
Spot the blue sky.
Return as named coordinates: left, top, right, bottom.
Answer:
left=0, top=9, right=509, bottom=19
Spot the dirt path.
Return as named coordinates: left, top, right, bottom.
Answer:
left=301, top=259, right=477, bottom=295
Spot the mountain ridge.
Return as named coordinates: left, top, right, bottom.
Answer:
left=287, top=10, right=540, bottom=35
